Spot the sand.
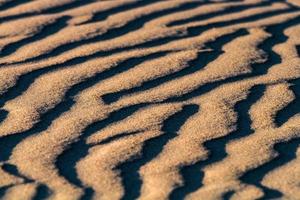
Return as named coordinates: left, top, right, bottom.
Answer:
left=0, top=0, right=300, bottom=199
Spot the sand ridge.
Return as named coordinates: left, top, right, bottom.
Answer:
left=0, top=0, right=300, bottom=199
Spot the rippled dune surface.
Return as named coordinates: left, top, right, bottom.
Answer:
left=0, top=0, right=300, bottom=199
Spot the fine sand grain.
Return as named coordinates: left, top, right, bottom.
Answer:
left=0, top=0, right=300, bottom=200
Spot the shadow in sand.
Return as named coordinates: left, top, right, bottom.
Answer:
left=0, top=50, right=166, bottom=119
left=1, top=16, right=71, bottom=58
left=169, top=85, right=267, bottom=200
left=101, top=10, right=300, bottom=104
left=241, top=137, right=300, bottom=200
left=2, top=163, right=32, bottom=183
left=241, top=78, right=300, bottom=199
left=97, top=131, right=140, bottom=146
left=12, top=0, right=279, bottom=65
left=0, top=52, right=167, bottom=200
left=167, top=1, right=270, bottom=27
left=56, top=103, right=147, bottom=188
left=102, top=29, right=248, bottom=104
left=0, top=0, right=27, bottom=11
left=0, top=186, right=10, bottom=199
left=163, top=15, right=300, bottom=103
left=0, top=0, right=94, bottom=23
left=0, top=164, right=51, bottom=200
left=0, top=109, right=7, bottom=124
left=169, top=16, right=300, bottom=199
left=33, top=184, right=51, bottom=200
left=275, top=78, right=300, bottom=126
left=222, top=191, right=235, bottom=200
left=118, top=104, right=199, bottom=200
left=82, top=0, right=162, bottom=24
left=0, top=52, right=166, bottom=185
left=21, top=1, right=207, bottom=63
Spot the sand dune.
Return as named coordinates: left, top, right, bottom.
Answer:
left=0, top=0, right=300, bottom=199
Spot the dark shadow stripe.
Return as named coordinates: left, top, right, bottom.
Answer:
left=0, top=99, right=73, bottom=163
left=97, top=131, right=140, bottom=146
left=6, top=4, right=295, bottom=68
left=0, top=0, right=95, bottom=23
left=33, top=184, right=51, bottom=200
left=162, top=15, right=300, bottom=103
left=0, top=51, right=167, bottom=131
left=56, top=103, right=147, bottom=188
left=118, top=104, right=199, bottom=200
left=0, top=185, right=10, bottom=199
left=223, top=191, right=235, bottom=200
left=0, top=0, right=28, bottom=11
left=135, top=7, right=296, bottom=58
left=82, top=0, right=163, bottom=24
left=273, top=0, right=300, bottom=8
left=102, top=10, right=300, bottom=105
left=20, top=1, right=210, bottom=63
left=0, top=52, right=166, bottom=162
left=80, top=188, right=94, bottom=200
left=167, top=1, right=270, bottom=27
left=241, top=137, right=300, bottom=200
left=167, top=15, right=300, bottom=199
left=1, top=163, right=33, bottom=183
left=169, top=85, right=266, bottom=200
left=47, top=53, right=168, bottom=194
left=42, top=0, right=95, bottom=14
left=108, top=7, right=298, bottom=61
left=0, top=109, right=7, bottom=124
left=124, top=6, right=297, bottom=57
left=0, top=16, right=70, bottom=58
left=185, top=8, right=297, bottom=36
left=0, top=164, right=51, bottom=200
left=0, top=52, right=160, bottom=197
left=101, top=29, right=248, bottom=104
left=275, top=78, right=300, bottom=127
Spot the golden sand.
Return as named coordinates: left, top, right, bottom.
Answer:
left=0, top=0, right=300, bottom=199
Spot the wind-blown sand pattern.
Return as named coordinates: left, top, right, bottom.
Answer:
left=0, top=0, right=300, bottom=199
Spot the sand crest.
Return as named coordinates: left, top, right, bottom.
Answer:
left=0, top=0, right=300, bottom=199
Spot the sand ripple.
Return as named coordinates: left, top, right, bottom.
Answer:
left=0, top=0, right=300, bottom=199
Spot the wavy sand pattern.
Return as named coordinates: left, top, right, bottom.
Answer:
left=0, top=0, right=300, bottom=199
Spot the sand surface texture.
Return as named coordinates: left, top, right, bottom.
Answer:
left=0, top=0, right=300, bottom=199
